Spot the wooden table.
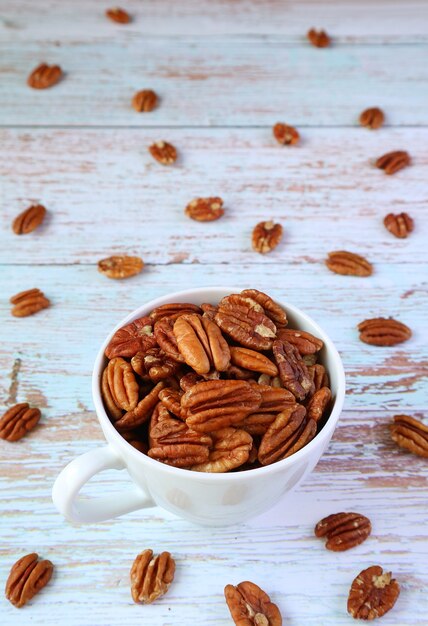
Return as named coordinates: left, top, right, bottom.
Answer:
left=1, top=1, right=427, bottom=624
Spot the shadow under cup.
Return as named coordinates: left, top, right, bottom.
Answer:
left=93, top=287, right=346, bottom=526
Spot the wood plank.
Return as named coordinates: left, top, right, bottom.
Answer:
left=1, top=128, right=426, bottom=264
left=1, top=0, right=428, bottom=42
left=1, top=42, right=428, bottom=126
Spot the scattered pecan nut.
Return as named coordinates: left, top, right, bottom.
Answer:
left=315, top=512, right=371, bottom=551
left=384, top=212, right=414, bottom=238
left=357, top=318, right=411, bottom=346
left=5, top=553, right=53, bottom=608
left=0, top=403, right=41, bottom=442
left=10, top=288, right=50, bottom=317
left=149, top=141, right=177, bottom=165
left=215, top=295, right=277, bottom=351
left=27, top=63, right=62, bottom=89
left=252, top=221, right=283, bottom=254
left=347, top=566, right=400, bottom=620
left=240, top=289, right=287, bottom=326
left=325, top=251, right=373, bottom=277
left=375, top=150, right=410, bottom=175
left=307, top=28, right=330, bottom=48
left=130, top=550, right=175, bottom=604
left=258, top=404, right=316, bottom=465
left=277, top=328, right=323, bottom=355
left=273, top=340, right=313, bottom=401
left=191, top=427, right=253, bottom=472
left=173, top=314, right=230, bottom=375
left=359, top=107, right=385, bottom=130
left=132, top=89, right=158, bottom=112
left=185, top=197, right=224, bottom=222
left=390, top=414, right=428, bottom=458
left=106, top=7, right=131, bottom=23
left=98, top=255, right=144, bottom=279
left=306, top=387, right=332, bottom=423
left=115, top=381, right=166, bottom=430
left=224, top=580, right=282, bottom=626
left=273, top=123, right=300, bottom=145
left=230, top=347, right=278, bottom=376
left=105, top=357, right=139, bottom=412
left=12, top=204, right=46, bottom=235
left=105, top=316, right=156, bottom=359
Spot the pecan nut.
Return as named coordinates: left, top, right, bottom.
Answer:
left=115, top=381, right=166, bottom=430
left=130, top=550, right=175, bottom=604
left=277, top=328, right=323, bottom=355
left=384, top=212, right=414, bottom=238
left=224, top=581, right=282, bottom=626
left=10, top=288, right=50, bottom=317
left=273, top=340, right=313, bottom=400
left=98, top=255, right=144, bottom=279
left=359, top=107, right=384, bottom=129
left=240, top=289, right=287, bottom=326
left=149, top=302, right=202, bottom=322
left=101, top=368, right=123, bottom=421
left=132, top=89, right=158, bottom=112
left=181, top=380, right=262, bottom=432
left=308, top=364, right=329, bottom=392
left=159, top=387, right=183, bottom=418
left=248, top=383, right=295, bottom=414
left=230, top=347, right=278, bottom=376
left=5, top=553, right=53, bottom=608
left=27, top=63, right=62, bottom=89
left=347, top=566, right=400, bottom=620
left=252, top=221, right=283, bottom=254
left=154, top=316, right=185, bottom=362
left=173, top=314, right=230, bottom=374
left=191, top=427, right=252, bottom=472
left=105, top=316, right=156, bottom=359
left=0, top=403, right=41, bottom=441
left=307, top=28, right=330, bottom=47
left=306, top=387, right=331, bottom=423
left=179, top=372, right=204, bottom=391
left=185, top=197, right=224, bottom=222
left=238, top=412, right=277, bottom=436
left=273, top=123, right=299, bottom=146
left=132, top=347, right=180, bottom=382
left=106, top=7, right=131, bottom=23
left=149, top=141, right=177, bottom=165
left=357, top=317, right=411, bottom=346
left=325, top=251, right=373, bottom=277
left=315, top=512, right=371, bottom=551
left=12, top=204, right=46, bottom=235
left=215, top=296, right=277, bottom=351
left=258, top=404, right=316, bottom=465
left=375, top=150, right=410, bottom=175
left=226, top=364, right=257, bottom=381
left=390, top=414, right=428, bottom=458
left=201, top=302, right=218, bottom=320
left=105, top=357, right=139, bottom=412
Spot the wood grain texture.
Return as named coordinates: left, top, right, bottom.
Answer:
left=1, top=1, right=427, bottom=625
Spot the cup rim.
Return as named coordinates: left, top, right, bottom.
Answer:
left=92, top=287, right=346, bottom=481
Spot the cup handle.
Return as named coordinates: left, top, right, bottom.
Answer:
left=52, top=445, right=155, bottom=523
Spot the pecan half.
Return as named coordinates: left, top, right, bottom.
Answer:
left=306, top=387, right=331, bottom=423
left=173, top=314, right=230, bottom=375
left=132, top=89, right=158, bottom=112
left=179, top=372, right=204, bottom=391
left=192, top=427, right=253, bottom=473
left=273, top=123, right=300, bottom=146
left=181, top=380, right=262, bottom=432
left=215, top=297, right=277, bottom=351
left=315, top=512, right=371, bottom=551
left=185, top=197, right=224, bottom=222
left=154, top=317, right=185, bottom=362
left=12, top=204, right=46, bottom=235
left=149, top=141, right=177, bottom=165
left=357, top=317, right=411, bottom=346
left=5, top=553, right=53, bottom=608
left=10, top=288, right=50, bottom=317
left=115, top=381, right=166, bottom=430
left=273, top=340, right=313, bottom=400
left=230, top=347, right=278, bottom=376
left=159, top=387, right=183, bottom=418
left=347, top=566, right=400, bottom=620
left=238, top=413, right=277, bottom=436
left=105, top=357, right=139, bottom=412
left=277, top=328, right=323, bottom=355
left=226, top=364, right=257, bottom=380
left=0, top=403, right=41, bottom=441
left=101, top=368, right=124, bottom=420
left=240, top=289, right=287, bottom=326
left=27, top=63, right=62, bottom=89
left=106, top=7, right=131, bottom=23
left=249, top=383, right=295, bottom=414
left=390, top=414, right=428, bottom=458
left=149, top=302, right=202, bottom=322
left=252, top=221, right=283, bottom=254
left=325, top=251, right=373, bottom=277
left=133, top=347, right=180, bottom=382
left=308, top=364, right=329, bottom=392
left=307, top=28, right=330, bottom=48
left=201, top=302, right=218, bottom=320
left=258, top=374, right=283, bottom=388
left=98, top=255, right=144, bottom=279
left=258, top=405, right=316, bottom=465
left=359, top=107, right=385, bottom=130
left=105, top=316, right=156, bottom=359
left=130, top=550, right=175, bottom=604
left=384, top=212, right=414, bottom=238
left=375, top=150, right=410, bottom=175
left=224, top=581, right=282, bottom=626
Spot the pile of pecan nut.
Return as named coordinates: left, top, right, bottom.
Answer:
left=100, top=288, right=332, bottom=472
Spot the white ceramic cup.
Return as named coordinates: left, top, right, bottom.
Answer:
left=52, top=287, right=345, bottom=526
